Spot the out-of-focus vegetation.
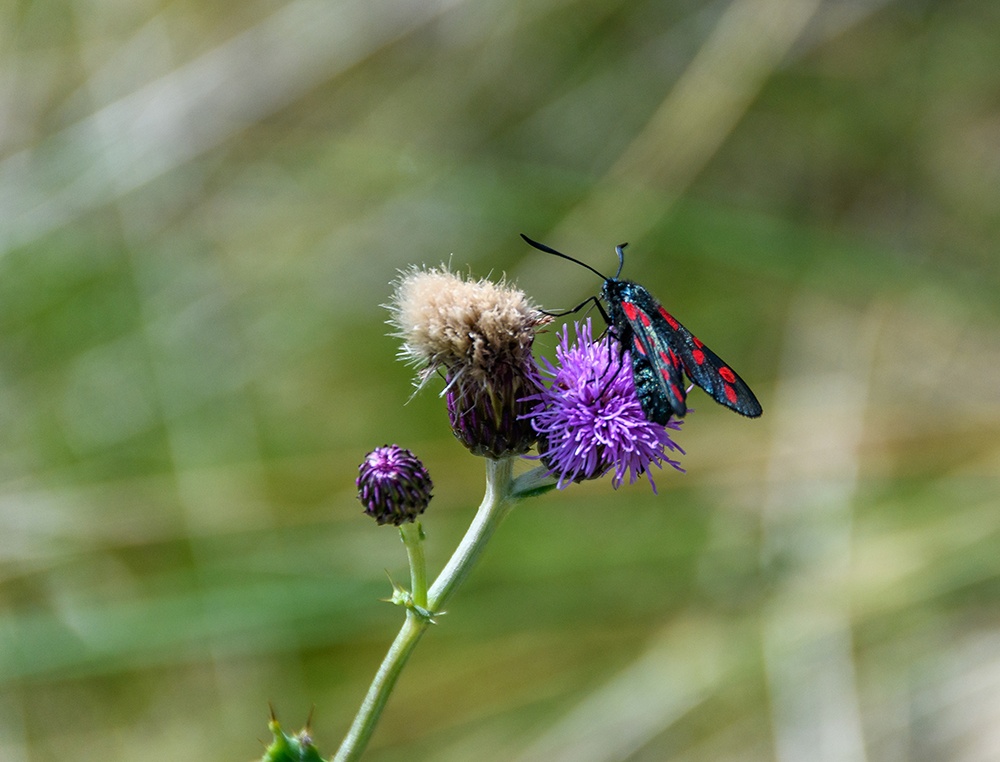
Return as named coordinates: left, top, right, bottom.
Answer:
left=1, top=1, right=998, bottom=760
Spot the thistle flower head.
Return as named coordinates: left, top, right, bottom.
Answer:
left=388, top=266, right=550, bottom=458
left=357, top=445, right=433, bottom=525
left=524, top=319, right=685, bottom=493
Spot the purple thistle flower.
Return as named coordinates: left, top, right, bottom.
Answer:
left=357, top=445, right=433, bottom=525
left=524, top=319, right=685, bottom=493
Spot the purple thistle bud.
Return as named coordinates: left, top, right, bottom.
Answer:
left=523, top=319, right=685, bottom=493
left=357, top=445, right=433, bottom=526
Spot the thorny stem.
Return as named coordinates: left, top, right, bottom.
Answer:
left=333, top=456, right=520, bottom=762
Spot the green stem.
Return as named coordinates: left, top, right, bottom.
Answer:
left=399, top=521, right=427, bottom=609
left=332, top=456, right=517, bottom=762
left=428, top=456, right=515, bottom=611
left=331, top=613, right=427, bottom=762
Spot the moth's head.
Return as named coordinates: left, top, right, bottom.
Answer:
left=601, top=277, right=629, bottom=299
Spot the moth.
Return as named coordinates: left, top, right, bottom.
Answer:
left=522, top=234, right=762, bottom=423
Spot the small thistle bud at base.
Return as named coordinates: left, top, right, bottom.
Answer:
left=261, top=716, right=324, bottom=762
left=357, top=445, right=433, bottom=526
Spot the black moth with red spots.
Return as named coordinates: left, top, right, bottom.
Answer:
left=521, top=234, right=762, bottom=424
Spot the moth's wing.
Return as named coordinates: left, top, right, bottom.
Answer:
left=619, top=300, right=688, bottom=422
left=652, top=306, right=763, bottom=418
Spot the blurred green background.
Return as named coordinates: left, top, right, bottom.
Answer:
left=1, top=0, right=999, bottom=760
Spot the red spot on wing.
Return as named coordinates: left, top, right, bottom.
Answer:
left=658, top=351, right=670, bottom=365
left=719, top=367, right=736, bottom=383
left=669, top=349, right=680, bottom=367
left=692, top=336, right=704, bottom=349
left=658, top=307, right=680, bottom=330
left=623, top=302, right=639, bottom=321
left=633, top=337, right=646, bottom=355
left=639, top=311, right=651, bottom=327
left=660, top=368, right=672, bottom=382
left=692, top=349, right=705, bottom=365
left=672, top=384, right=683, bottom=402
left=724, top=384, right=737, bottom=403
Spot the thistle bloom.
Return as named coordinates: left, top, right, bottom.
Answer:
left=357, top=445, right=433, bottom=525
left=388, top=266, right=550, bottom=458
left=524, top=319, right=685, bottom=493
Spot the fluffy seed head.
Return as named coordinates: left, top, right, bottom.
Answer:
left=389, top=267, right=550, bottom=386
left=388, top=266, right=550, bottom=457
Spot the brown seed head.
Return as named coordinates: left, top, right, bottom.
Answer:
left=389, top=266, right=550, bottom=386
left=388, top=265, right=551, bottom=457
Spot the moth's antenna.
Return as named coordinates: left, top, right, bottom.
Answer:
left=614, top=243, right=627, bottom=279
left=521, top=234, right=609, bottom=281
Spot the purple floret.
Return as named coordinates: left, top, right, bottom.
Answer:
left=523, top=319, right=685, bottom=493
